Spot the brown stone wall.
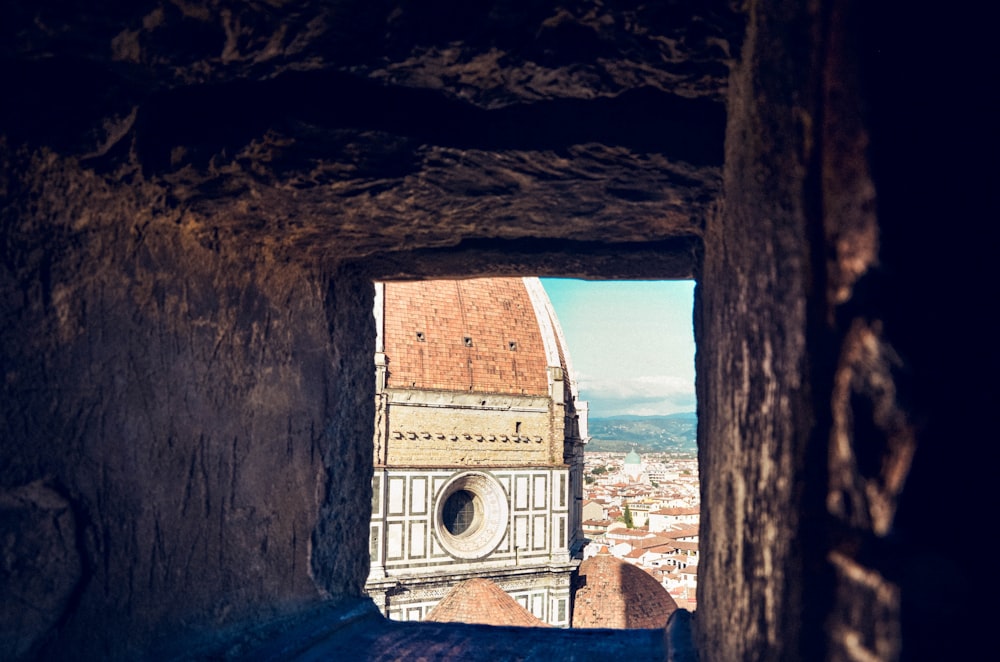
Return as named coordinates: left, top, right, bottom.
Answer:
left=0, top=152, right=372, bottom=659
left=698, top=1, right=991, bottom=660
left=1, top=0, right=990, bottom=659
left=696, top=3, right=820, bottom=658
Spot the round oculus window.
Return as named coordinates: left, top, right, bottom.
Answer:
left=434, top=472, right=509, bottom=560
left=442, top=489, right=480, bottom=536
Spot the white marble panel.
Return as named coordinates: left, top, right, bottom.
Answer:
left=531, top=593, right=544, bottom=618
left=388, top=477, right=405, bottom=515
left=534, top=475, right=547, bottom=508
left=411, top=477, right=427, bottom=514
left=533, top=514, right=547, bottom=550
left=515, top=475, right=529, bottom=510
left=515, top=515, right=529, bottom=549
left=387, top=522, right=404, bottom=559
left=410, top=521, right=426, bottom=558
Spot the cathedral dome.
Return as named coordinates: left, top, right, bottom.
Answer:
left=380, top=277, right=571, bottom=396
left=424, top=578, right=550, bottom=627
left=572, top=547, right=678, bottom=629
left=625, top=449, right=642, bottom=465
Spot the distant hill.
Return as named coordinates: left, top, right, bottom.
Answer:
left=586, top=412, right=697, bottom=455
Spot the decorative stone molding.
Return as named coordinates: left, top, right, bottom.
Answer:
left=391, top=430, right=543, bottom=444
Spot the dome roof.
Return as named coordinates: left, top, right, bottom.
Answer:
left=424, top=578, right=550, bottom=627
left=380, top=277, right=570, bottom=396
left=572, top=548, right=678, bottom=629
left=625, top=449, right=642, bottom=464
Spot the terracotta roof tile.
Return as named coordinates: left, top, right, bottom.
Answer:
left=572, top=549, right=678, bottom=629
left=383, top=278, right=552, bottom=395
left=425, top=578, right=550, bottom=627
left=651, top=506, right=700, bottom=516
left=646, top=544, right=676, bottom=554
left=658, top=524, right=700, bottom=540
left=631, top=536, right=674, bottom=550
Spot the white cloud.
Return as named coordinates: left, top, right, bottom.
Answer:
left=577, top=375, right=696, bottom=417
left=580, top=374, right=692, bottom=399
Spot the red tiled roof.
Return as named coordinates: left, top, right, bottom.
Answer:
left=383, top=278, right=553, bottom=395
left=572, top=549, right=679, bottom=629
left=646, top=544, right=676, bottom=554
left=658, top=524, right=700, bottom=540
left=651, top=506, right=700, bottom=516
left=424, top=578, right=550, bottom=627
left=631, top=536, right=674, bottom=550
left=606, top=529, right=655, bottom=539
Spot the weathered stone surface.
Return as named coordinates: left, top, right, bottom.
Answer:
left=0, top=1, right=739, bottom=654
left=0, top=481, right=83, bottom=660
left=696, top=1, right=993, bottom=661
left=0, top=1, right=741, bottom=105
left=0, top=150, right=373, bottom=658
left=232, top=598, right=669, bottom=661
left=1, top=0, right=991, bottom=660
left=1, top=2, right=736, bottom=271
left=696, top=1, right=819, bottom=658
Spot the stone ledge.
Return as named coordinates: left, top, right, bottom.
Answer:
left=233, top=598, right=685, bottom=661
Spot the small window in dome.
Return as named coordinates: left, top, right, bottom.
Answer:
left=463, top=336, right=473, bottom=347
left=416, top=331, right=425, bottom=341
left=509, top=341, right=518, bottom=351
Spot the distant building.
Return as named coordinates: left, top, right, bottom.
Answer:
left=646, top=467, right=676, bottom=484
left=648, top=506, right=700, bottom=532
left=624, top=449, right=644, bottom=482
left=627, top=500, right=658, bottom=528
left=581, top=499, right=606, bottom=521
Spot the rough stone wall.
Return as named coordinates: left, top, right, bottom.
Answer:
left=4, top=0, right=991, bottom=659
left=698, top=1, right=992, bottom=660
left=824, top=3, right=993, bottom=660
left=1, top=2, right=736, bottom=655
left=0, top=151, right=372, bottom=659
left=0, top=2, right=732, bottom=279
left=696, top=0, right=818, bottom=658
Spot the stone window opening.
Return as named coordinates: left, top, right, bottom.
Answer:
left=368, top=275, right=697, bottom=636
left=442, top=489, right=481, bottom=537
left=0, top=0, right=949, bottom=657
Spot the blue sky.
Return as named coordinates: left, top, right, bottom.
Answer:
left=540, top=279, right=696, bottom=419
